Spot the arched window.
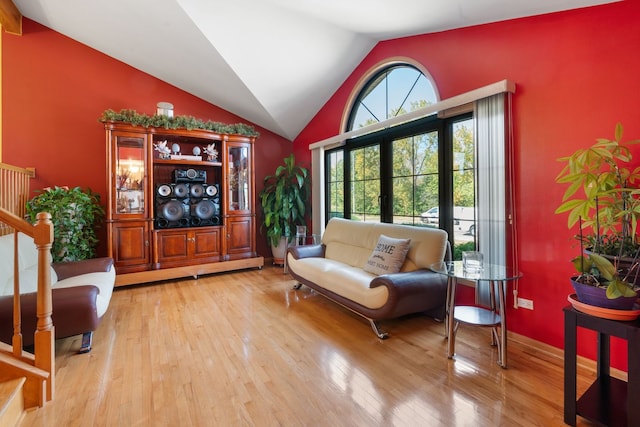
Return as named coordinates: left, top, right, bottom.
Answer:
left=347, top=64, right=438, bottom=131
left=326, top=62, right=480, bottom=256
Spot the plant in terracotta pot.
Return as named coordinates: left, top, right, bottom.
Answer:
left=555, top=122, right=640, bottom=287
left=26, top=186, right=105, bottom=262
left=259, top=154, right=310, bottom=263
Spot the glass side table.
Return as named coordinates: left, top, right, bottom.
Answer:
left=430, top=261, right=522, bottom=368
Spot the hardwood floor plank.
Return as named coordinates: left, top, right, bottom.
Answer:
left=20, top=266, right=598, bottom=426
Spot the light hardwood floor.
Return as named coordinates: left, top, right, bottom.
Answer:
left=21, top=266, right=599, bottom=426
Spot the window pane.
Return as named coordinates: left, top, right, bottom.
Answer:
left=358, top=82, right=387, bottom=125
left=349, top=65, right=437, bottom=131
left=350, top=146, right=380, bottom=222
left=393, top=176, right=413, bottom=218
left=327, top=150, right=344, bottom=219
left=392, top=131, right=439, bottom=226
left=452, top=118, right=476, bottom=256
left=386, top=67, right=435, bottom=117
left=416, top=174, right=439, bottom=219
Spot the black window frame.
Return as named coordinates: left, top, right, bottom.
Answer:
left=325, top=111, right=474, bottom=251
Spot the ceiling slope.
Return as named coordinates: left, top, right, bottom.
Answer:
left=13, top=0, right=618, bottom=140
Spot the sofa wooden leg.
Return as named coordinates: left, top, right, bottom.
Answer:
left=79, top=332, right=93, bottom=354
left=369, top=320, right=388, bottom=340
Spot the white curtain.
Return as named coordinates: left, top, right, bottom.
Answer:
left=475, top=93, right=515, bottom=306
left=476, top=94, right=506, bottom=266
left=311, top=147, right=324, bottom=237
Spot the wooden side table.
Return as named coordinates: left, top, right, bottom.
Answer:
left=563, top=305, right=640, bottom=426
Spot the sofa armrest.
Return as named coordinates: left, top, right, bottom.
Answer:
left=287, top=244, right=325, bottom=260
left=370, top=269, right=448, bottom=319
left=0, top=285, right=100, bottom=347
left=52, top=257, right=114, bottom=280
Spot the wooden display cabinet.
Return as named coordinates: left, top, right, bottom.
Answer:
left=225, top=141, right=256, bottom=260
left=105, top=128, right=151, bottom=274
left=105, top=122, right=263, bottom=286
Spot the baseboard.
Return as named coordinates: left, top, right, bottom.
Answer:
left=508, top=330, right=628, bottom=381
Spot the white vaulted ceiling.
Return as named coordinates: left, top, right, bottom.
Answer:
left=14, top=0, right=617, bottom=140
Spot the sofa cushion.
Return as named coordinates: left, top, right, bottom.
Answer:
left=364, top=234, right=411, bottom=276
left=0, top=232, right=58, bottom=297
left=288, top=257, right=389, bottom=309
left=3, top=264, right=59, bottom=297
left=322, top=218, right=447, bottom=272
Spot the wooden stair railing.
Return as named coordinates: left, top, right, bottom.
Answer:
left=0, top=209, right=54, bottom=407
left=0, top=162, right=35, bottom=237
left=0, top=163, right=53, bottom=408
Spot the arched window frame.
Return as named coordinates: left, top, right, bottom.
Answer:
left=340, top=58, right=440, bottom=134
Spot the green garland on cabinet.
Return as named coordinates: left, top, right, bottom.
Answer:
left=99, top=109, right=260, bottom=137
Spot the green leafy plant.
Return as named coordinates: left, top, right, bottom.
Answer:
left=259, top=154, right=310, bottom=247
left=453, top=241, right=476, bottom=261
left=26, top=186, right=105, bottom=262
left=555, top=123, right=640, bottom=258
left=572, top=251, right=638, bottom=299
left=99, top=109, right=260, bottom=137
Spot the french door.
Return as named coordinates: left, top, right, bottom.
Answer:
left=326, top=113, right=477, bottom=255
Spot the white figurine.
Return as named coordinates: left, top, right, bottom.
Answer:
left=153, top=140, right=171, bottom=159
left=204, top=144, right=218, bottom=161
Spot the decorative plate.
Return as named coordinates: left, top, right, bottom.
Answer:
left=568, top=294, right=640, bottom=321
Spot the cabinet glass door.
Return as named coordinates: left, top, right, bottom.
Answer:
left=115, top=136, right=146, bottom=215
left=228, top=145, right=249, bottom=212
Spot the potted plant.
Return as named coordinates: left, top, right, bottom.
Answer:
left=26, top=186, right=105, bottom=262
left=259, top=154, right=310, bottom=264
left=571, top=248, right=638, bottom=310
left=555, top=123, right=640, bottom=286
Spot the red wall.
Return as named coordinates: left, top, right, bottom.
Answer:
left=4, top=3, right=640, bottom=368
left=295, top=1, right=640, bottom=368
left=2, top=19, right=292, bottom=258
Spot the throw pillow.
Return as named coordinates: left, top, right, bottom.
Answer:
left=364, top=234, right=411, bottom=276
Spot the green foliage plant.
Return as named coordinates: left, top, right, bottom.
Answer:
left=26, top=186, right=105, bottom=262
left=259, top=154, right=310, bottom=247
left=99, top=109, right=260, bottom=137
left=555, top=123, right=640, bottom=258
left=453, top=241, right=476, bottom=261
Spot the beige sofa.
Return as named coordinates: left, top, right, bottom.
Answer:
left=287, top=218, right=449, bottom=338
left=0, top=232, right=115, bottom=352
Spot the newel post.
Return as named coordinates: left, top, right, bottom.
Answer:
left=33, top=211, right=55, bottom=401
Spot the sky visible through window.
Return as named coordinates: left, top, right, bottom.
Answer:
left=349, top=66, right=437, bottom=131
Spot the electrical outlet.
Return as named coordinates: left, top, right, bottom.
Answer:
left=517, top=297, right=534, bottom=310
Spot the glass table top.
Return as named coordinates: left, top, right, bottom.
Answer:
left=430, top=261, right=522, bottom=281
